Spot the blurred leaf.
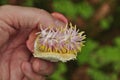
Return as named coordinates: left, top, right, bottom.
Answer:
left=88, top=68, right=110, bottom=80
left=88, top=55, right=101, bottom=68
left=114, top=63, right=120, bottom=72
left=22, top=0, right=34, bottom=7
left=114, top=37, right=120, bottom=47
left=110, top=74, right=118, bottom=80
left=0, top=0, right=8, bottom=5
left=100, top=19, right=110, bottom=29
left=100, top=16, right=113, bottom=30
left=53, top=1, right=94, bottom=20
left=49, top=62, right=67, bottom=80
left=53, top=0, right=77, bottom=19
left=95, top=46, right=120, bottom=65
left=88, top=68, right=117, bottom=80
left=77, top=2, right=94, bottom=19
left=77, top=39, right=98, bottom=65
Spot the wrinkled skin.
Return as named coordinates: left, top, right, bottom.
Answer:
left=0, top=5, right=67, bottom=80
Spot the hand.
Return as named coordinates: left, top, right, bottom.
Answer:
left=0, top=5, right=67, bottom=80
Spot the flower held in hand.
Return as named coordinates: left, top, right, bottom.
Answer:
left=34, top=23, right=86, bottom=62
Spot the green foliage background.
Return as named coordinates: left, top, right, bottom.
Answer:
left=0, top=0, right=120, bottom=80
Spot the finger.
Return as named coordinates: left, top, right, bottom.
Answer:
left=21, top=61, right=46, bottom=80
left=1, top=5, right=65, bottom=29
left=23, top=77, right=29, bottom=80
left=9, top=45, right=31, bottom=80
left=0, top=5, right=66, bottom=40
left=51, top=12, right=68, bottom=24
left=26, top=29, right=38, bottom=52
left=0, top=20, right=15, bottom=47
left=31, top=58, right=55, bottom=75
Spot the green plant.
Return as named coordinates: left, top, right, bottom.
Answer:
left=76, top=2, right=94, bottom=19
left=22, top=0, right=34, bottom=6
left=0, top=0, right=8, bottom=5
left=77, top=39, right=98, bottom=65
left=53, top=0, right=77, bottom=19
left=100, top=16, right=113, bottom=30
left=49, top=62, right=67, bottom=80
left=53, top=0, right=94, bottom=20
left=77, top=37, right=120, bottom=80
left=88, top=69, right=117, bottom=80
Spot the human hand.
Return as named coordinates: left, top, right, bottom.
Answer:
left=0, top=5, right=67, bottom=80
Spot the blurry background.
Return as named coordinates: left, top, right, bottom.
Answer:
left=0, top=0, right=120, bottom=80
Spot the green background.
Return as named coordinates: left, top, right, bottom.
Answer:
left=1, top=0, right=120, bottom=80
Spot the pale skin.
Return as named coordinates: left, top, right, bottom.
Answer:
left=0, top=5, right=67, bottom=80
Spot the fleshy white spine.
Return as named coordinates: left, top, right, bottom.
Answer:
left=34, top=23, right=86, bottom=62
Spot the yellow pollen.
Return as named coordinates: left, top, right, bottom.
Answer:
left=45, top=46, right=48, bottom=52
left=61, top=48, right=67, bottom=53
left=38, top=44, right=79, bottom=54
left=48, top=48, right=52, bottom=52
left=40, top=45, right=45, bottom=51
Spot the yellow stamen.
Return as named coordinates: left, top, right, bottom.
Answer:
left=61, top=48, right=67, bottom=53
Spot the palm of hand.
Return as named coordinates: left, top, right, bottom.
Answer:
left=0, top=31, right=31, bottom=80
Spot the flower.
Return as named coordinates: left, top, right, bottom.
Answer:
left=36, top=23, right=85, bottom=54
left=34, top=23, right=86, bottom=62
